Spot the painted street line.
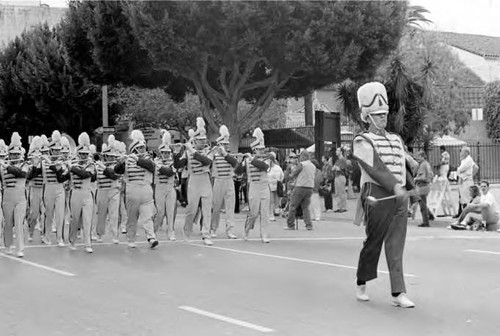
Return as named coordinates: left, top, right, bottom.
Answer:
left=465, top=249, right=500, bottom=255
left=188, top=244, right=417, bottom=277
left=179, top=306, right=274, bottom=333
left=0, top=253, right=76, bottom=277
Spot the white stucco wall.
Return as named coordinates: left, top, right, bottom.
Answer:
left=448, top=45, right=500, bottom=83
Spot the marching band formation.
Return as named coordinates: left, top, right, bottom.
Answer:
left=0, top=117, right=273, bottom=258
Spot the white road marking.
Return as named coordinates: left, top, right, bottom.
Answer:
left=179, top=306, right=274, bottom=333
left=189, top=244, right=417, bottom=277
left=0, top=253, right=76, bottom=277
left=465, top=249, right=500, bottom=255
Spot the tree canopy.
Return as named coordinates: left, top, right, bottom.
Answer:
left=484, top=81, right=500, bottom=140
left=62, top=0, right=407, bottom=148
left=0, top=23, right=103, bottom=140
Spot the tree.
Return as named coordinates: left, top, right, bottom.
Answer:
left=485, top=81, right=500, bottom=139
left=62, top=0, right=408, bottom=149
left=0, top=23, right=103, bottom=140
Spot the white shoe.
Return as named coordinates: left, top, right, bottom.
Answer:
left=269, top=216, right=276, bottom=221
left=69, top=244, right=77, bottom=251
left=85, top=247, right=93, bottom=254
left=227, top=232, right=238, bottom=239
left=168, top=233, right=176, bottom=241
left=262, top=237, right=270, bottom=243
left=57, top=240, right=65, bottom=247
left=41, top=236, right=51, bottom=245
left=356, top=285, right=369, bottom=302
left=392, top=293, right=415, bottom=308
left=28, top=235, right=33, bottom=242
left=96, top=236, right=103, bottom=243
left=17, top=251, right=24, bottom=258
left=203, top=238, right=213, bottom=246
left=210, top=232, right=217, bottom=238
left=112, top=238, right=120, bottom=244
left=128, top=242, right=137, bottom=248
left=5, top=247, right=13, bottom=255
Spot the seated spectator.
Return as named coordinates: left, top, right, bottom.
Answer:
left=451, top=181, right=499, bottom=231
left=449, top=185, right=481, bottom=230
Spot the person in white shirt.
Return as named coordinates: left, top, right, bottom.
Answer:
left=267, top=152, right=284, bottom=221
left=455, top=146, right=476, bottom=217
left=456, top=181, right=499, bottom=231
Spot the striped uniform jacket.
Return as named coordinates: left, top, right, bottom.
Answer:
left=1, top=163, right=28, bottom=190
left=211, top=153, right=234, bottom=179
left=154, top=158, right=176, bottom=187
left=187, top=151, right=210, bottom=175
left=42, top=160, right=60, bottom=184
left=356, top=131, right=406, bottom=188
left=96, top=163, right=119, bottom=190
left=245, top=156, right=269, bottom=184
left=70, top=163, right=95, bottom=191
left=125, top=156, right=153, bottom=186
left=29, top=164, right=44, bottom=188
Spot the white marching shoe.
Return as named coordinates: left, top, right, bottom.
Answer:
left=356, top=285, right=370, bottom=302
left=392, top=293, right=415, bottom=308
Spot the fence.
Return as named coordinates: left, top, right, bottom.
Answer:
left=413, top=142, right=500, bottom=184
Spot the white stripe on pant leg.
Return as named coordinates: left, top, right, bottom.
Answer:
left=179, top=306, right=274, bottom=333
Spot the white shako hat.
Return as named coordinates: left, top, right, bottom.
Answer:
left=357, top=82, right=389, bottom=122
left=250, top=127, right=265, bottom=150
left=216, top=125, right=230, bottom=144
left=129, top=130, right=146, bottom=153
left=158, top=129, right=172, bottom=152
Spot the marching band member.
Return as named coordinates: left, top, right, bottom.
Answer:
left=240, top=128, right=271, bottom=243
left=26, top=136, right=44, bottom=242
left=114, top=130, right=159, bottom=249
left=174, top=118, right=214, bottom=246
left=353, top=82, right=414, bottom=308
left=89, top=144, right=99, bottom=241
left=153, top=130, right=177, bottom=241
left=68, top=132, right=96, bottom=253
left=0, top=140, right=6, bottom=245
left=115, top=141, right=128, bottom=234
left=210, top=125, right=238, bottom=239
left=95, top=135, right=121, bottom=244
left=42, top=130, right=68, bottom=246
left=60, top=136, right=72, bottom=231
left=1, top=133, right=29, bottom=257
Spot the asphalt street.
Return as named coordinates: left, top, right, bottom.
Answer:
left=1, top=190, right=500, bottom=336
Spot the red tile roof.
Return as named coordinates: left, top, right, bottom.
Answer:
left=432, top=31, right=500, bottom=59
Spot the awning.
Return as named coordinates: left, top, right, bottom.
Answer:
left=263, top=129, right=314, bottom=149
left=432, top=135, right=467, bottom=146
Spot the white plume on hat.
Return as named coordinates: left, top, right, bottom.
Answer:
left=40, top=135, right=49, bottom=151
left=60, top=136, right=71, bottom=153
left=50, top=130, right=62, bottom=149
left=251, top=127, right=265, bottom=149
left=129, top=129, right=146, bottom=153
left=216, top=125, right=230, bottom=144
left=192, top=117, right=206, bottom=140
left=102, top=134, right=116, bottom=154
left=159, top=129, right=172, bottom=152
left=357, top=82, right=389, bottom=123
left=116, top=141, right=126, bottom=154
left=28, top=136, right=42, bottom=157
left=0, top=139, right=7, bottom=155
left=89, top=144, right=96, bottom=155
left=8, top=132, right=23, bottom=154
left=77, top=132, right=91, bottom=153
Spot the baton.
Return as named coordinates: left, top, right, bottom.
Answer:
left=366, top=186, right=430, bottom=204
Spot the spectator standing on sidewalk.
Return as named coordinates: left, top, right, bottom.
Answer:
left=321, top=155, right=333, bottom=212
left=455, top=146, right=477, bottom=218
left=268, top=152, right=284, bottom=221
left=310, top=159, right=323, bottom=221
left=414, top=150, right=434, bottom=227
left=285, top=150, right=316, bottom=230
left=439, top=146, right=450, bottom=178
left=333, top=147, right=348, bottom=213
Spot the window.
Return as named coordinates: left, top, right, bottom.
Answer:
left=472, top=108, right=483, bottom=121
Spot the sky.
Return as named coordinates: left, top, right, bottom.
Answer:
left=3, top=0, right=500, bottom=37
left=410, top=0, right=500, bottom=37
